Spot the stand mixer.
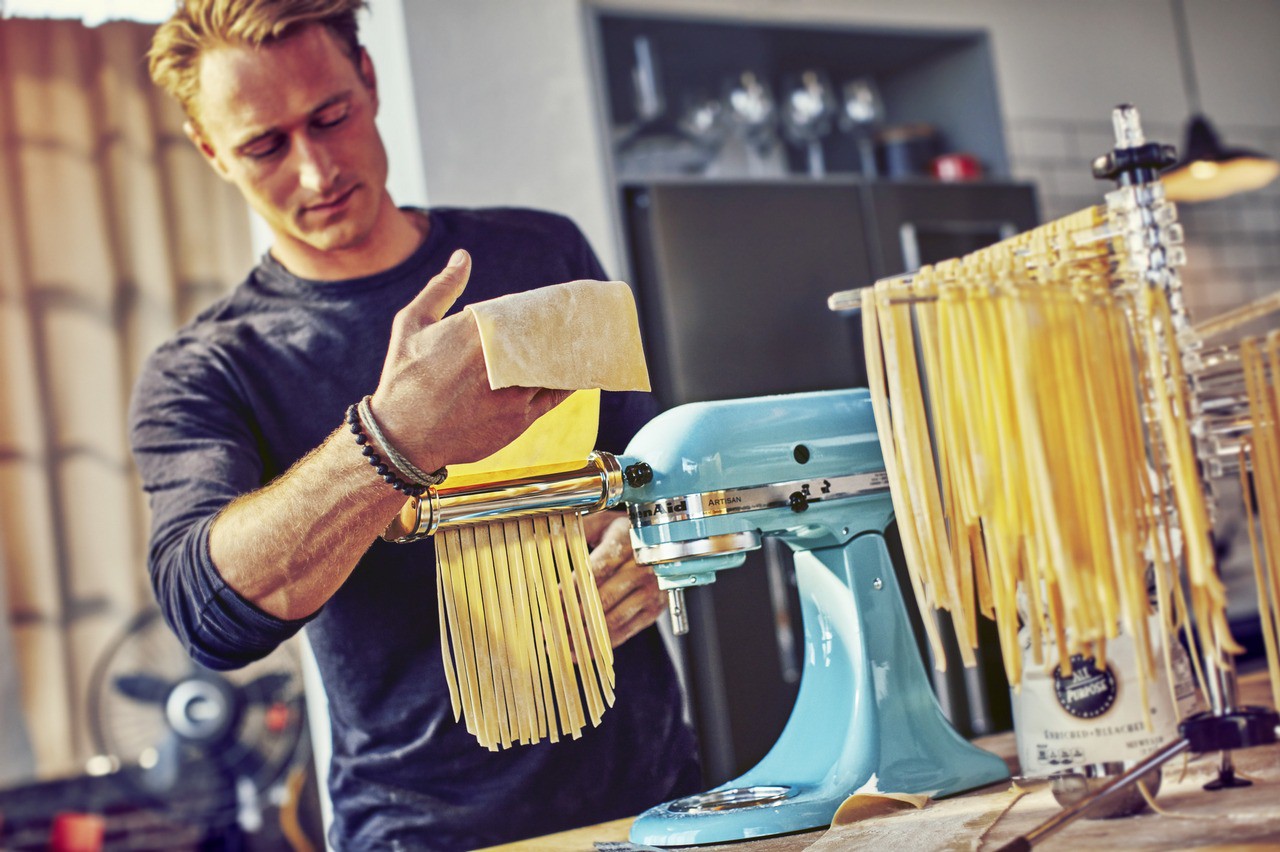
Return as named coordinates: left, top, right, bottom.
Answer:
left=619, top=388, right=1008, bottom=846
left=385, top=387, right=1010, bottom=846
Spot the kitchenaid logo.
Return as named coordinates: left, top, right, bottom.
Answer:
left=1053, top=655, right=1118, bottom=719
left=633, top=498, right=688, bottom=520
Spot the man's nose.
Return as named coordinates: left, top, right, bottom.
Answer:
left=296, top=137, right=338, bottom=193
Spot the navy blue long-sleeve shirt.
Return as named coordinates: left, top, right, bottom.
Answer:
left=128, top=207, right=699, bottom=850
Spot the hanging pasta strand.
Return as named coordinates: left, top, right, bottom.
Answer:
left=434, top=545, right=462, bottom=721
left=1241, top=334, right=1280, bottom=708
left=432, top=511, right=616, bottom=749
left=862, top=288, right=949, bottom=671
left=566, top=514, right=617, bottom=693
left=436, top=530, right=481, bottom=737
left=457, top=526, right=502, bottom=749
left=503, top=518, right=553, bottom=741
left=486, top=522, right=532, bottom=744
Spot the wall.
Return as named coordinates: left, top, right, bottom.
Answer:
left=401, top=1, right=617, bottom=270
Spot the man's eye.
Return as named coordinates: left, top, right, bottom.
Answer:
left=315, top=107, right=349, bottom=129
left=243, top=136, right=285, bottom=160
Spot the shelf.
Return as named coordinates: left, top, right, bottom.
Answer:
left=590, top=10, right=1012, bottom=182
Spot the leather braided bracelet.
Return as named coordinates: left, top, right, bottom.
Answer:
left=345, top=397, right=447, bottom=497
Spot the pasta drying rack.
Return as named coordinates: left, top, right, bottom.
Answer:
left=830, top=104, right=1278, bottom=850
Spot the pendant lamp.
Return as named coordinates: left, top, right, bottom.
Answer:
left=1160, top=0, right=1279, bottom=203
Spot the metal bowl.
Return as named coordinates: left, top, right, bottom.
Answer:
left=1050, top=762, right=1163, bottom=819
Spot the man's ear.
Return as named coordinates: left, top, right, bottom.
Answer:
left=183, top=119, right=232, bottom=181
left=358, top=48, right=378, bottom=112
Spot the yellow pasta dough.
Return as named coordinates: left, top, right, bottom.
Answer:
left=831, top=791, right=929, bottom=825
left=424, top=279, right=652, bottom=749
left=447, top=389, right=601, bottom=481
left=466, top=279, right=651, bottom=392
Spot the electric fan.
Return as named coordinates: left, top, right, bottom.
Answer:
left=87, top=608, right=309, bottom=835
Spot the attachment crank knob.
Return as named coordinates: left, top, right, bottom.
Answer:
left=624, top=462, right=654, bottom=488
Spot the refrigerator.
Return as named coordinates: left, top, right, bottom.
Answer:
left=621, top=178, right=1040, bottom=786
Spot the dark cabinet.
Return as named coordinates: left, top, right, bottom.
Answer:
left=625, top=181, right=875, bottom=406
left=622, top=178, right=1039, bottom=786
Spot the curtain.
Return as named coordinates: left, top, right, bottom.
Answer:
left=0, top=16, right=253, bottom=779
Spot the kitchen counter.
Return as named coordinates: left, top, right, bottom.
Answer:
left=479, top=668, right=1280, bottom=851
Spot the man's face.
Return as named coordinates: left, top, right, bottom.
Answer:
left=187, top=25, right=388, bottom=258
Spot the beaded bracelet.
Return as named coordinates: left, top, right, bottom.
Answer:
left=356, top=395, right=447, bottom=487
left=345, top=402, right=445, bottom=497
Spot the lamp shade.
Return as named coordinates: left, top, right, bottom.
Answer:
left=1162, top=114, right=1280, bottom=203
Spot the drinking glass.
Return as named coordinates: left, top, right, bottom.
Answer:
left=839, top=77, right=885, bottom=176
left=779, top=70, right=838, bottom=177
left=678, top=90, right=729, bottom=157
left=722, top=70, right=781, bottom=176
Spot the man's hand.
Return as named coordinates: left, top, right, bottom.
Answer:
left=208, top=249, right=570, bottom=622
left=583, top=511, right=666, bottom=648
left=369, top=249, right=570, bottom=473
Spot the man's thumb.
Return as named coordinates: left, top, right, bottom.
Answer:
left=405, top=249, right=471, bottom=324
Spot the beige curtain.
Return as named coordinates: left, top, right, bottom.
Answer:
left=0, top=16, right=253, bottom=779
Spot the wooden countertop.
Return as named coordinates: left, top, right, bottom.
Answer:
left=479, top=669, right=1280, bottom=852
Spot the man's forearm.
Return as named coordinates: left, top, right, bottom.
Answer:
left=209, top=426, right=407, bottom=621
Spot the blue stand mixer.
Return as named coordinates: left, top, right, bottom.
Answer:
left=384, top=386, right=1009, bottom=845
left=617, top=388, right=1008, bottom=846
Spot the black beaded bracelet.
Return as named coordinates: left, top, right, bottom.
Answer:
left=345, top=403, right=427, bottom=498
left=356, top=395, right=447, bottom=487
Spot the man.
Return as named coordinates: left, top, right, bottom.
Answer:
left=129, top=1, right=699, bottom=848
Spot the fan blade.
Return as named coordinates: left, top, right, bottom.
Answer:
left=114, top=672, right=172, bottom=704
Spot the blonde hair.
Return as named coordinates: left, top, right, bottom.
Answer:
left=148, top=0, right=368, bottom=118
